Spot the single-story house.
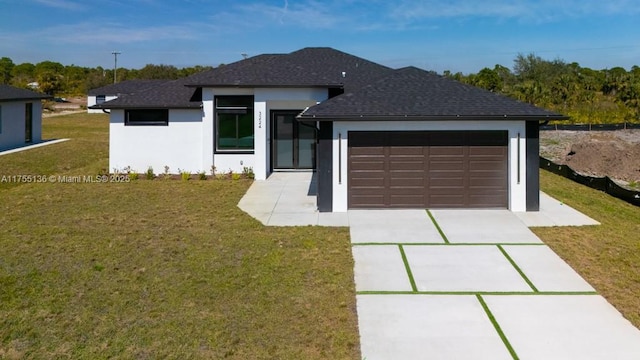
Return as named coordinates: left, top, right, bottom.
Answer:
left=91, top=47, right=567, bottom=212
left=87, top=79, right=168, bottom=113
left=0, top=85, right=51, bottom=151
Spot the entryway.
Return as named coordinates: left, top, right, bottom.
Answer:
left=271, top=110, right=316, bottom=170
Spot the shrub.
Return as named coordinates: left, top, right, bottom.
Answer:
left=198, top=171, right=207, bottom=180
left=179, top=169, right=191, bottom=181
left=145, top=166, right=155, bottom=180
left=231, top=173, right=241, bottom=181
left=242, top=166, right=255, bottom=179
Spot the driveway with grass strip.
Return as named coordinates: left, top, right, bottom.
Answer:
left=350, top=209, right=640, bottom=360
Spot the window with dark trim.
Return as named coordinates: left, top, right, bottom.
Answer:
left=96, top=95, right=106, bottom=104
left=215, top=96, right=254, bottom=152
left=125, top=109, right=169, bottom=126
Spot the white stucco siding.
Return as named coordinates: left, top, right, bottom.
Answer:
left=0, top=100, right=42, bottom=150
left=332, top=120, right=527, bottom=212
left=88, top=95, right=118, bottom=113
left=109, top=109, right=204, bottom=174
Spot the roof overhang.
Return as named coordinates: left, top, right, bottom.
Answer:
left=296, top=114, right=570, bottom=122
left=0, top=95, right=53, bottom=102
left=184, top=83, right=343, bottom=89
left=89, top=104, right=201, bottom=110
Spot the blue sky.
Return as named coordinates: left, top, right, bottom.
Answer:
left=1, top=0, right=639, bottom=74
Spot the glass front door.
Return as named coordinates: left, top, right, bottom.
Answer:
left=272, top=111, right=316, bottom=170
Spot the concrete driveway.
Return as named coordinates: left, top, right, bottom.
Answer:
left=351, top=209, right=640, bottom=360
left=238, top=172, right=640, bottom=359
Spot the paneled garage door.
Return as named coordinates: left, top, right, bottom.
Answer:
left=348, top=131, right=508, bottom=208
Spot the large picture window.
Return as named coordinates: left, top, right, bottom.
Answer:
left=216, top=96, right=254, bottom=151
left=125, top=109, right=168, bottom=126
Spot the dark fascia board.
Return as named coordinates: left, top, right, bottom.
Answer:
left=184, top=83, right=343, bottom=89
left=89, top=104, right=201, bottom=110
left=1, top=95, right=53, bottom=102
left=297, top=114, right=571, bottom=121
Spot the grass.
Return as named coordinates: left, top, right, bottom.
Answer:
left=0, top=114, right=359, bottom=359
left=534, top=170, right=640, bottom=328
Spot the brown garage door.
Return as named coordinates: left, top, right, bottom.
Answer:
left=348, top=131, right=508, bottom=208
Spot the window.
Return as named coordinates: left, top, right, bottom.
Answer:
left=25, top=103, right=32, bottom=143
left=0, top=105, right=2, bottom=134
left=96, top=95, right=106, bottom=104
left=125, top=109, right=169, bottom=126
left=216, top=96, right=254, bottom=151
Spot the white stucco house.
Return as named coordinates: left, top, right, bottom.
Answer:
left=87, top=80, right=168, bottom=113
left=0, top=85, right=51, bottom=151
left=91, top=47, right=567, bottom=212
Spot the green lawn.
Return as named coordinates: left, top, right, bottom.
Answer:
left=535, top=170, right=640, bottom=328
left=0, top=114, right=359, bottom=359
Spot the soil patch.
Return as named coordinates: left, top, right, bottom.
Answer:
left=540, top=130, right=640, bottom=185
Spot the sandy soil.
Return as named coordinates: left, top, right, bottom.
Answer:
left=540, top=130, right=640, bottom=185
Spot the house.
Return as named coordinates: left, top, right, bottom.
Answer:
left=0, top=85, right=51, bottom=151
left=91, top=47, right=567, bottom=212
left=87, top=79, right=168, bottom=113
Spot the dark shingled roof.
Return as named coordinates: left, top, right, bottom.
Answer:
left=298, top=66, right=568, bottom=121
left=87, top=79, right=169, bottom=96
left=0, top=84, right=52, bottom=102
left=90, top=78, right=201, bottom=109
left=185, top=47, right=394, bottom=91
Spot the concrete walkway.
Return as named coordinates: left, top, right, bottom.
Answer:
left=238, top=172, right=640, bottom=359
left=0, top=139, right=70, bottom=156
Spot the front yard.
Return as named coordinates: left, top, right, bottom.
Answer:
left=0, top=114, right=359, bottom=359
left=1, top=113, right=638, bottom=359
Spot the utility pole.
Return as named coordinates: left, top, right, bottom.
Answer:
left=111, top=51, right=121, bottom=84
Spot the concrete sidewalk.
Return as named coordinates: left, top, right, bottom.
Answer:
left=238, top=172, right=640, bottom=359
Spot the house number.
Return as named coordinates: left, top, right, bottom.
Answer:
left=258, top=111, right=262, bottom=129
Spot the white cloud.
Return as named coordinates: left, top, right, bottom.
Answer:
left=32, top=0, right=84, bottom=10
left=387, top=0, right=640, bottom=22
left=0, top=21, right=199, bottom=45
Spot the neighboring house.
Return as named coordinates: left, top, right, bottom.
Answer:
left=91, top=47, right=567, bottom=212
left=87, top=79, right=168, bottom=113
left=0, top=85, right=51, bottom=151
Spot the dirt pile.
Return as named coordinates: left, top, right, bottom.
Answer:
left=540, top=130, right=640, bottom=184
left=564, top=141, right=640, bottom=182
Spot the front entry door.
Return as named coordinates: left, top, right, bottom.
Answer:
left=272, top=110, right=316, bottom=169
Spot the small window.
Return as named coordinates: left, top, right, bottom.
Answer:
left=216, top=96, right=254, bottom=151
left=96, top=95, right=106, bottom=104
left=125, top=109, right=169, bottom=126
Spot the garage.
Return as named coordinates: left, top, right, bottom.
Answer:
left=348, top=130, right=508, bottom=208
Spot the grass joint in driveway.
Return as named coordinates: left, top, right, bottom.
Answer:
left=476, top=294, right=520, bottom=360
left=497, top=245, right=539, bottom=292
left=427, top=210, right=449, bottom=243
left=398, top=245, right=418, bottom=292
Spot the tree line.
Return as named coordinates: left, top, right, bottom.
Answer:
left=1, top=54, right=639, bottom=123
left=446, top=54, right=640, bottom=123
left=0, top=57, right=214, bottom=97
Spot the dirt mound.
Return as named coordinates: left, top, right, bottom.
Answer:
left=540, top=130, right=640, bottom=185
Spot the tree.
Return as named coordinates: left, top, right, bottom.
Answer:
left=473, top=67, right=501, bottom=92
left=10, top=62, right=35, bottom=87
left=137, top=64, right=179, bottom=79
left=0, top=57, right=14, bottom=84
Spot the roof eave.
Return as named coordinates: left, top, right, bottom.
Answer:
left=1, top=96, right=53, bottom=102
left=296, top=114, right=570, bottom=121
left=184, top=83, right=343, bottom=89
left=89, top=104, right=201, bottom=110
